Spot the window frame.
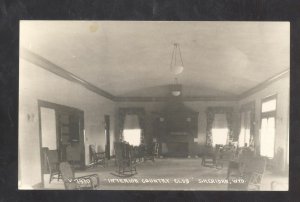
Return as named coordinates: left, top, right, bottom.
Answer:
left=259, top=94, right=277, bottom=159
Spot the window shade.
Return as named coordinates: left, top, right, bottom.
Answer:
left=212, top=113, right=228, bottom=146
left=124, top=114, right=140, bottom=129
left=212, top=113, right=228, bottom=129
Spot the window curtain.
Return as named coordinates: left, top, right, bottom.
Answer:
left=124, top=114, right=140, bottom=129
left=118, top=108, right=145, bottom=144
left=137, top=113, right=145, bottom=144
left=238, top=111, right=251, bottom=147
left=238, top=112, right=245, bottom=147
left=225, top=111, right=233, bottom=142
left=206, top=110, right=215, bottom=146
left=206, top=107, right=233, bottom=146
left=239, top=102, right=255, bottom=148
left=118, top=111, right=126, bottom=141
left=213, top=114, right=228, bottom=128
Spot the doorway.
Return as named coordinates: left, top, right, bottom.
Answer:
left=38, top=100, right=85, bottom=187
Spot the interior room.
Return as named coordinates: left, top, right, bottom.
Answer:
left=18, top=21, right=289, bottom=190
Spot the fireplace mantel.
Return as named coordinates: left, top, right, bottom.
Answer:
left=153, top=101, right=198, bottom=157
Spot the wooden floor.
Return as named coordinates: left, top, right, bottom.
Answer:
left=43, top=158, right=288, bottom=190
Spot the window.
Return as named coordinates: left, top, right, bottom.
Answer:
left=123, top=129, right=141, bottom=146
left=211, top=113, right=228, bottom=146
left=123, top=114, right=141, bottom=146
left=238, top=111, right=251, bottom=147
left=262, top=99, right=276, bottom=113
left=260, top=96, right=276, bottom=158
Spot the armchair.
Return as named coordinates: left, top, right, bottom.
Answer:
left=59, top=162, right=100, bottom=190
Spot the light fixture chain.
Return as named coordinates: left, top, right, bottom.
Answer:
left=169, top=42, right=184, bottom=75
left=170, top=44, right=176, bottom=71
left=178, top=44, right=184, bottom=66
left=174, top=44, right=177, bottom=66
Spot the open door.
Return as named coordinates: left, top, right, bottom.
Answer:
left=56, top=110, right=85, bottom=168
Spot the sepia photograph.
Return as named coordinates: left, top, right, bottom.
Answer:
left=18, top=21, right=289, bottom=190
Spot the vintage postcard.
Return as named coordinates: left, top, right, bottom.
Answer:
left=18, top=21, right=289, bottom=190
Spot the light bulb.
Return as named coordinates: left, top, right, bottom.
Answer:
left=172, top=91, right=181, bottom=96
left=171, top=65, right=184, bottom=75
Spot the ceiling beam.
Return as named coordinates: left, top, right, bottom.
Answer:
left=115, top=96, right=238, bottom=102
left=238, top=69, right=290, bottom=100
left=20, top=48, right=116, bottom=101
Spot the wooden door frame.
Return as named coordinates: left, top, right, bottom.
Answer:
left=38, top=100, right=85, bottom=186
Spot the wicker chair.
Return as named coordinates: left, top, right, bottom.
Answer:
left=244, top=157, right=267, bottom=190
left=59, top=162, right=100, bottom=190
left=228, top=156, right=266, bottom=190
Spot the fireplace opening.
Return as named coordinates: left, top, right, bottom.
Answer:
left=166, top=142, right=189, bottom=158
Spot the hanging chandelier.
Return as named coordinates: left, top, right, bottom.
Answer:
left=171, top=78, right=182, bottom=96
left=170, top=43, right=184, bottom=75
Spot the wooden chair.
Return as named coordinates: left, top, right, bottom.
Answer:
left=214, top=145, right=226, bottom=169
left=144, top=143, right=156, bottom=162
left=124, top=143, right=137, bottom=173
left=114, top=142, right=137, bottom=175
left=227, top=148, right=254, bottom=179
left=238, top=149, right=254, bottom=171
left=131, top=146, right=141, bottom=163
left=137, top=144, right=146, bottom=162
left=44, top=148, right=61, bottom=183
left=154, top=142, right=159, bottom=158
left=59, top=162, right=100, bottom=190
left=201, top=146, right=217, bottom=167
left=89, top=145, right=106, bottom=167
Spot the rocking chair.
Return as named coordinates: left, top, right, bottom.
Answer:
left=89, top=145, right=106, bottom=167
left=114, top=142, right=137, bottom=176
left=228, top=156, right=266, bottom=190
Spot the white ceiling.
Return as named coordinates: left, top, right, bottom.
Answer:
left=20, top=21, right=289, bottom=97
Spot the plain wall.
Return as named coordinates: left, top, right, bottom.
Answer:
left=238, top=75, right=289, bottom=171
left=19, top=58, right=116, bottom=188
